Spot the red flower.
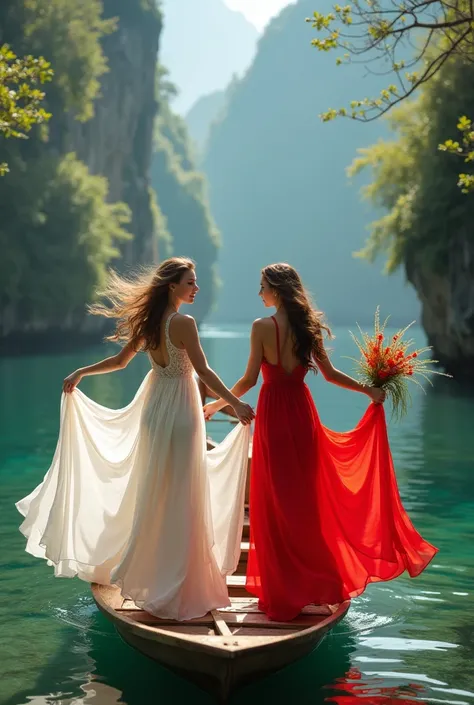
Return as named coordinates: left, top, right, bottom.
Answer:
left=379, top=370, right=389, bottom=379
left=406, top=352, right=418, bottom=361
left=393, top=334, right=398, bottom=341
left=377, top=333, right=384, bottom=341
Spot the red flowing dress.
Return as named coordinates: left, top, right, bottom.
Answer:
left=246, top=317, right=438, bottom=622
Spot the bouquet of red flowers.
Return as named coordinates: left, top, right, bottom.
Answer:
left=350, top=308, right=451, bottom=420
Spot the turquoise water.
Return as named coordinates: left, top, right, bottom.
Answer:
left=1, top=325, right=473, bottom=705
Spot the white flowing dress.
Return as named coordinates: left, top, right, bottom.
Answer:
left=16, top=313, right=250, bottom=621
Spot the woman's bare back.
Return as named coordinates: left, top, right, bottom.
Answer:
left=260, top=314, right=301, bottom=375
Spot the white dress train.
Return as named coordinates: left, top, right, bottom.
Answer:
left=16, top=313, right=250, bottom=621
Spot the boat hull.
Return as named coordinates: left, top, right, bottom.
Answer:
left=115, top=611, right=345, bottom=701
left=92, top=585, right=350, bottom=702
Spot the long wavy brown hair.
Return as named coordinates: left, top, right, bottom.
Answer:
left=262, top=263, right=333, bottom=371
left=89, top=257, right=195, bottom=351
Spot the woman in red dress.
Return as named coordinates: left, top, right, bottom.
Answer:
left=204, top=263, right=438, bottom=621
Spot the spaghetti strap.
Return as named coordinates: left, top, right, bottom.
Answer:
left=164, top=311, right=178, bottom=349
left=271, top=316, right=281, bottom=365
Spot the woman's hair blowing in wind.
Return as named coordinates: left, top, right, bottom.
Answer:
left=89, top=257, right=195, bottom=351
left=262, top=263, right=332, bottom=372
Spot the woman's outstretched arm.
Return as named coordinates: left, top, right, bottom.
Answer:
left=178, top=315, right=255, bottom=425
left=203, top=320, right=263, bottom=419
left=63, top=341, right=139, bottom=393
left=316, top=342, right=385, bottom=403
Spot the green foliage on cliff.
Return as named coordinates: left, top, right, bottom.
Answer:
left=439, top=116, right=474, bottom=194
left=0, top=0, right=132, bottom=329
left=2, top=0, right=114, bottom=121
left=0, top=152, right=130, bottom=321
left=348, top=57, right=474, bottom=277
left=151, top=66, right=220, bottom=320
left=0, top=44, right=53, bottom=175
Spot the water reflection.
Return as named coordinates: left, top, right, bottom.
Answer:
left=325, top=667, right=431, bottom=705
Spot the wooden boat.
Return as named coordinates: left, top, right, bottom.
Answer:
left=92, top=510, right=349, bottom=701
left=91, top=415, right=350, bottom=701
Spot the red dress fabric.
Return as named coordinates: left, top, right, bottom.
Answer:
left=245, top=317, right=438, bottom=621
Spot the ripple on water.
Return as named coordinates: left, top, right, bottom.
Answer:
left=52, top=596, right=110, bottom=637
left=359, top=636, right=458, bottom=652
left=342, top=609, right=395, bottom=636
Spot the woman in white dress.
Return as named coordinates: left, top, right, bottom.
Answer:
left=16, top=257, right=254, bottom=621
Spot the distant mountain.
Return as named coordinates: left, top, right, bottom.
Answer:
left=186, top=90, right=227, bottom=156
left=202, top=0, right=420, bottom=325
left=160, top=0, right=258, bottom=115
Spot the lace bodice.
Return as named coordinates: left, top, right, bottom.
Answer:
left=148, top=313, right=194, bottom=379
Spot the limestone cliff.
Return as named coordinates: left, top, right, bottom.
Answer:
left=406, top=236, right=474, bottom=380
left=57, top=0, right=161, bottom=264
